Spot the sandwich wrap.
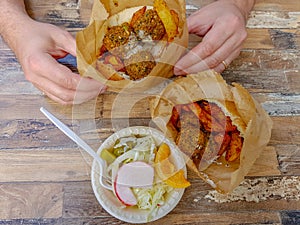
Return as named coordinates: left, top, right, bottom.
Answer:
left=76, top=0, right=188, bottom=92
left=150, top=70, right=273, bottom=193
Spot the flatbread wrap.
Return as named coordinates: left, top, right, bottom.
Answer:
left=76, top=0, right=188, bottom=92
left=150, top=70, right=273, bottom=193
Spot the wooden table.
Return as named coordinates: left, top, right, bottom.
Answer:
left=0, top=0, right=299, bottom=224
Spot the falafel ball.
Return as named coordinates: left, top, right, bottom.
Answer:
left=103, top=22, right=133, bottom=52
left=124, top=51, right=156, bottom=80
left=132, top=9, right=166, bottom=40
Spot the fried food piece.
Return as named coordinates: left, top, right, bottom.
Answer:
left=225, top=131, right=243, bottom=162
left=132, top=9, right=166, bottom=40
left=174, top=107, right=207, bottom=168
left=103, top=22, right=133, bottom=52
left=169, top=106, right=180, bottom=130
left=215, top=132, right=231, bottom=157
left=171, top=100, right=244, bottom=167
left=191, top=130, right=209, bottom=169
left=190, top=101, right=224, bottom=133
left=124, top=51, right=156, bottom=80
left=199, top=101, right=237, bottom=133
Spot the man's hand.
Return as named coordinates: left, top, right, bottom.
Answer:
left=174, top=0, right=255, bottom=75
left=17, top=20, right=106, bottom=104
left=0, top=0, right=106, bottom=105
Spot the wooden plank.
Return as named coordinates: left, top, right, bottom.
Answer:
left=64, top=209, right=281, bottom=225
left=0, top=37, right=9, bottom=49
left=0, top=183, right=63, bottom=220
left=0, top=92, right=299, bottom=121
left=0, top=149, right=91, bottom=182
left=270, top=116, right=300, bottom=145
left=63, top=178, right=299, bottom=217
left=102, top=92, right=152, bottom=119
left=25, top=0, right=85, bottom=30
left=63, top=181, right=106, bottom=218
left=244, top=29, right=274, bottom=49
left=254, top=0, right=300, bottom=12
left=247, top=146, right=281, bottom=176
left=182, top=28, right=299, bottom=51
left=248, top=11, right=300, bottom=29
left=186, top=0, right=300, bottom=12
left=150, top=212, right=281, bottom=225
left=0, top=119, right=81, bottom=149
left=270, top=29, right=300, bottom=50
left=285, top=70, right=300, bottom=93
left=252, top=93, right=300, bottom=116
left=0, top=219, right=62, bottom=225
left=0, top=49, right=20, bottom=68
left=261, top=98, right=300, bottom=117
left=79, top=0, right=95, bottom=25
left=280, top=211, right=300, bottom=225
left=0, top=97, right=78, bottom=120
left=62, top=217, right=120, bottom=225
left=229, top=49, right=300, bottom=71
left=276, top=145, right=300, bottom=176
left=0, top=71, right=40, bottom=95
left=186, top=0, right=214, bottom=8
left=60, top=212, right=280, bottom=225
left=0, top=91, right=298, bottom=120
left=0, top=146, right=280, bottom=183
left=1, top=101, right=300, bottom=145
left=222, top=70, right=294, bottom=93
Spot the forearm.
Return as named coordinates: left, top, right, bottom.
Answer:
left=0, top=0, right=32, bottom=53
left=219, top=0, right=255, bottom=20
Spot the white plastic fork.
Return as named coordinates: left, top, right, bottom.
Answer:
left=40, top=107, right=112, bottom=190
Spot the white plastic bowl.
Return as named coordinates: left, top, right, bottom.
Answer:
left=91, top=126, right=187, bottom=223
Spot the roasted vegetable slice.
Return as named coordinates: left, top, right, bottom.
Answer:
left=130, top=6, right=147, bottom=27
left=171, top=100, right=244, bottom=168
left=154, top=0, right=179, bottom=41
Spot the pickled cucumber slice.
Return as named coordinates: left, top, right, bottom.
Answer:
left=100, top=149, right=116, bottom=164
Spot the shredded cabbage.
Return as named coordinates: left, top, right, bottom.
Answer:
left=103, top=134, right=174, bottom=219
left=106, top=135, right=157, bottom=179
left=133, top=182, right=173, bottom=211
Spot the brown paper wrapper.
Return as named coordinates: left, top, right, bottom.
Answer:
left=76, top=0, right=188, bottom=93
left=150, top=70, right=273, bottom=193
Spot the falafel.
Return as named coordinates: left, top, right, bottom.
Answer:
left=132, top=9, right=166, bottom=40
left=103, top=22, right=133, bottom=53
left=124, top=51, right=156, bottom=80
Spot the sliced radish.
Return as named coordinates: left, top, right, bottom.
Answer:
left=114, top=182, right=138, bottom=206
left=114, top=161, right=154, bottom=206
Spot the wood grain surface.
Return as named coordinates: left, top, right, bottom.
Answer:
left=0, top=0, right=299, bottom=224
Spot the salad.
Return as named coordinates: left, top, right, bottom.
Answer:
left=100, top=134, right=190, bottom=219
